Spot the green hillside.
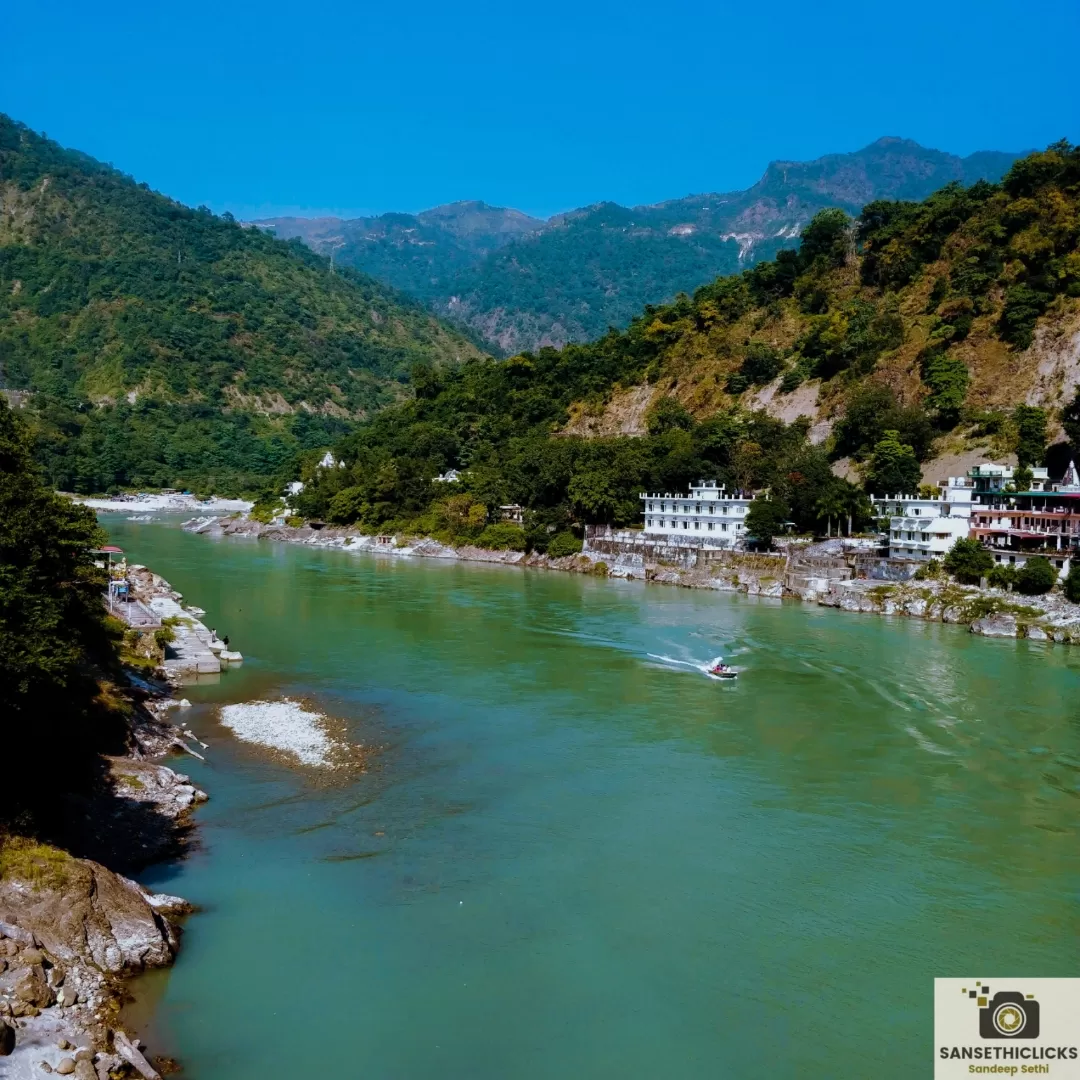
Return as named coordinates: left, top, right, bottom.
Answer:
left=0, top=115, right=484, bottom=493
left=291, top=143, right=1080, bottom=547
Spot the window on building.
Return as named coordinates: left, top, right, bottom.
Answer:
left=708, top=523, right=714, bottom=530
left=682, top=521, right=688, bottom=529
left=694, top=521, right=700, bottom=529
left=722, top=524, right=728, bottom=532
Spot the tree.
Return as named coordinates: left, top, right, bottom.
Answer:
left=919, top=348, right=969, bottom=424
left=814, top=488, right=846, bottom=538
left=731, top=440, right=763, bottom=494
left=646, top=398, right=695, bottom=435
left=745, top=497, right=790, bottom=550
left=798, top=209, right=852, bottom=269
left=1063, top=562, right=1080, bottom=604
left=1062, top=387, right=1080, bottom=454
left=1011, top=465, right=1034, bottom=493
left=326, top=486, right=367, bottom=525
left=943, top=538, right=994, bottom=585
left=1013, top=406, right=1047, bottom=469
left=0, top=400, right=125, bottom=828
left=865, top=430, right=921, bottom=495
left=1015, top=556, right=1057, bottom=595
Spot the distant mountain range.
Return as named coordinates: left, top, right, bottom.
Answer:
left=258, top=138, right=1027, bottom=354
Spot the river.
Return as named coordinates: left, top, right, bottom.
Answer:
left=105, top=520, right=1080, bottom=1078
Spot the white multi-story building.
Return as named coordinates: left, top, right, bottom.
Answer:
left=969, top=462, right=1049, bottom=502
left=639, top=480, right=754, bottom=549
left=871, top=477, right=974, bottom=561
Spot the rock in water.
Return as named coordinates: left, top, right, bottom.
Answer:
left=970, top=613, right=1018, bottom=638
left=56, top=1059, right=76, bottom=1076
left=0, top=1018, right=15, bottom=1055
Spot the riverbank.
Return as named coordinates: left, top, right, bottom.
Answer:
left=67, top=494, right=252, bottom=516
left=0, top=570, right=226, bottom=1078
left=183, top=515, right=1080, bottom=645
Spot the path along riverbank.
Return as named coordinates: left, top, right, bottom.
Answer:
left=183, top=515, right=1080, bottom=646
left=0, top=569, right=232, bottom=1079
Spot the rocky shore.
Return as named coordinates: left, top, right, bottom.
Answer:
left=0, top=578, right=219, bottom=1078
left=184, top=515, right=1080, bottom=646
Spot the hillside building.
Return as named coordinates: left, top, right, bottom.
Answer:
left=640, top=481, right=755, bottom=549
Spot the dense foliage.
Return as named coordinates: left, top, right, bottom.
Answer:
left=0, top=399, right=125, bottom=828
left=0, top=114, right=482, bottom=493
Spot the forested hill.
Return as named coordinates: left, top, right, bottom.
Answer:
left=261, top=138, right=1025, bottom=355
left=0, top=115, right=484, bottom=494
left=290, top=144, right=1080, bottom=548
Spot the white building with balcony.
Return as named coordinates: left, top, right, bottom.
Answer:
left=871, top=477, right=974, bottom=561
left=640, top=481, right=754, bottom=549
left=969, top=462, right=1049, bottom=502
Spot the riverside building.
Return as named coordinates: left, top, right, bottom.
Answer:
left=640, top=481, right=755, bottom=549
left=872, top=477, right=974, bottom=562
left=969, top=460, right=1080, bottom=576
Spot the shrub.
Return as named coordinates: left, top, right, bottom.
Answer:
left=987, top=564, right=1019, bottom=590
left=249, top=498, right=282, bottom=524
left=913, top=558, right=944, bottom=580
left=546, top=532, right=583, bottom=558
left=1063, top=563, right=1080, bottom=604
left=1015, top=556, right=1058, bottom=595
left=943, top=538, right=994, bottom=584
left=476, top=524, right=527, bottom=551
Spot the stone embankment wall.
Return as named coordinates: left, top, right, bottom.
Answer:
left=184, top=516, right=1080, bottom=646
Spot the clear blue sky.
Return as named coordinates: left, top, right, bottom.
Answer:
left=4, top=0, right=1077, bottom=220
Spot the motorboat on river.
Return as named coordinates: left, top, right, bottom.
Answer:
left=707, top=657, right=738, bottom=680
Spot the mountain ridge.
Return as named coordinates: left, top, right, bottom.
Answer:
left=256, top=138, right=1027, bottom=354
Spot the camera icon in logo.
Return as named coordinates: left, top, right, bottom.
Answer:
left=963, top=985, right=1040, bottom=1039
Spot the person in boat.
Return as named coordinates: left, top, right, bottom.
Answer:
left=709, top=659, right=732, bottom=675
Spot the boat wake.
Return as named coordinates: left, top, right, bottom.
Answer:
left=647, top=653, right=740, bottom=680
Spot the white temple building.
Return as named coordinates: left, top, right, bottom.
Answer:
left=639, top=481, right=755, bottom=549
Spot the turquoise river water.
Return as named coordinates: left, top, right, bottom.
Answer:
left=105, top=520, right=1079, bottom=1078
